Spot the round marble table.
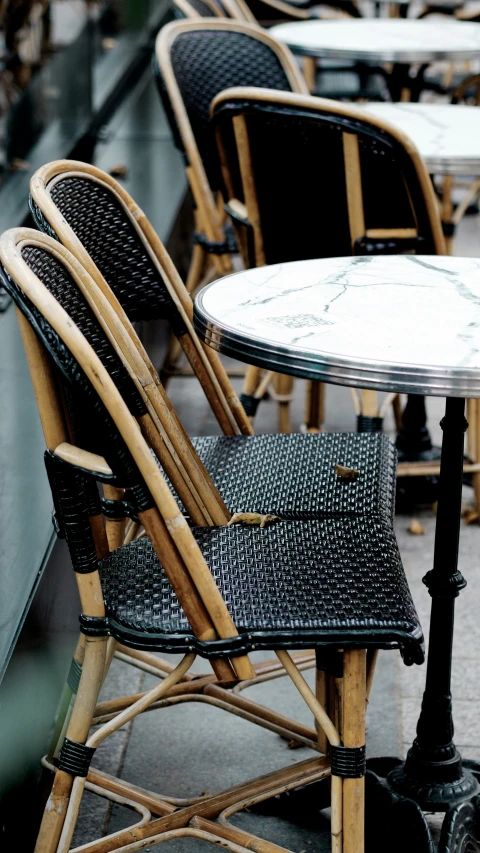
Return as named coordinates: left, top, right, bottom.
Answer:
left=359, top=102, right=480, bottom=176
left=270, top=18, right=480, bottom=100
left=195, top=255, right=480, bottom=850
left=269, top=18, right=480, bottom=62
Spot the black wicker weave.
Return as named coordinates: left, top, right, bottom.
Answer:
left=42, top=180, right=186, bottom=329
left=100, top=517, right=424, bottom=663
left=156, top=29, right=292, bottom=188
left=191, top=432, right=396, bottom=521
left=28, top=195, right=398, bottom=523
left=184, top=0, right=218, bottom=15
left=2, top=239, right=424, bottom=665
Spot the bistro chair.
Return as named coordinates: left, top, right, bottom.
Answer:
left=208, top=87, right=480, bottom=505
left=154, top=19, right=323, bottom=430
left=30, top=159, right=403, bottom=732
left=154, top=20, right=307, bottom=284
left=0, top=225, right=424, bottom=853
left=30, top=160, right=398, bottom=520
left=173, top=0, right=226, bottom=19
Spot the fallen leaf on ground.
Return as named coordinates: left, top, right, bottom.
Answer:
left=287, top=739, right=303, bottom=749
left=408, top=518, right=425, bottom=535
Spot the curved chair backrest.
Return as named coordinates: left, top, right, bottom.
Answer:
left=154, top=20, right=308, bottom=270
left=211, top=87, right=446, bottom=266
left=172, top=0, right=225, bottom=19
left=173, top=0, right=257, bottom=21
left=0, top=227, right=253, bottom=682
left=451, top=72, right=480, bottom=104
left=30, top=159, right=252, bottom=437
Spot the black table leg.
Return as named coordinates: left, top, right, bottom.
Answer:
left=261, top=400, right=480, bottom=850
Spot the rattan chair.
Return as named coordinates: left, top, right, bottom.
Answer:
left=209, top=87, right=480, bottom=506
left=154, top=19, right=322, bottom=430
left=30, top=152, right=321, bottom=433
left=30, top=159, right=406, bottom=721
left=0, top=225, right=424, bottom=853
left=30, top=159, right=403, bottom=514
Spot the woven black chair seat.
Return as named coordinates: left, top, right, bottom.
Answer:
left=99, top=517, right=424, bottom=664
left=189, top=432, right=396, bottom=521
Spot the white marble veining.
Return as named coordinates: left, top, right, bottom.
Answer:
left=194, top=256, right=480, bottom=397
left=357, top=103, right=480, bottom=175
left=270, top=19, right=480, bottom=62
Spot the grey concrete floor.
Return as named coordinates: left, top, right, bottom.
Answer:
left=72, top=103, right=480, bottom=853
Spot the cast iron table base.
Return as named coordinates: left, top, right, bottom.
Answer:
left=267, top=398, right=480, bottom=852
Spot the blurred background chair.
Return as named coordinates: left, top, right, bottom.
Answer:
left=209, top=86, right=480, bottom=509
left=155, top=18, right=324, bottom=431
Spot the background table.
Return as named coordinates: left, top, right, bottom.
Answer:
left=270, top=18, right=480, bottom=62
left=195, top=255, right=480, bottom=852
left=270, top=19, right=480, bottom=99
left=359, top=102, right=480, bottom=175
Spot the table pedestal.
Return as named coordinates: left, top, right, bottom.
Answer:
left=385, top=397, right=480, bottom=850
left=268, top=398, right=480, bottom=851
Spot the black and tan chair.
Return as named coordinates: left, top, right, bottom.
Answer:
left=0, top=225, right=424, bottom=853
left=209, top=87, right=480, bottom=507
left=30, top=159, right=407, bottom=724
left=173, top=0, right=227, bottom=19
left=154, top=20, right=307, bottom=285
left=154, top=19, right=322, bottom=430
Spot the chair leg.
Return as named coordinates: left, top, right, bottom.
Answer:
left=47, top=634, right=86, bottom=762
left=102, top=485, right=127, bottom=550
left=468, top=399, right=480, bottom=515
left=303, top=381, right=325, bottom=433
left=392, top=393, right=403, bottom=431
left=186, top=242, right=208, bottom=295
left=342, top=649, right=367, bottom=853
left=241, top=365, right=263, bottom=420
left=35, top=635, right=107, bottom=853
left=273, top=373, right=294, bottom=434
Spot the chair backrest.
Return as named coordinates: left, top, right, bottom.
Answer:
left=0, top=227, right=253, bottom=682
left=154, top=20, right=308, bottom=261
left=173, top=0, right=256, bottom=21
left=451, top=73, right=480, bottom=104
left=30, top=159, right=252, bottom=437
left=172, top=0, right=225, bottom=19
left=211, top=87, right=446, bottom=266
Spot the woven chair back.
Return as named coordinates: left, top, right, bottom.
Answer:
left=30, top=160, right=252, bottom=437
left=0, top=228, right=253, bottom=681
left=154, top=20, right=308, bottom=202
left=211, top=88, right=446, bottom=266
left=173, top=0, right=225, bottom=19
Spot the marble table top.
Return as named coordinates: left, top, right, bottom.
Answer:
left=270, top=19, right=480, bottom=62
left=194, top=256, right=480, bottom=397
left=357, top=103, right=480, bottom=175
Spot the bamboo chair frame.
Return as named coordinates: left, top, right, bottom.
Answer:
left=30, top=163, right=331, bottom=746
left=155, top=20, right=307, bottom=279
left=1, top=228, right=375, bottom=853
left=173, top=0, right=226, bottom=17
left=155, top=19, right=325, bottom=431
left=211, top=86, right=480, bottom=503
left=30, top=159, right=252, bottom=439
left=23, top=212, right=319, bottom=742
